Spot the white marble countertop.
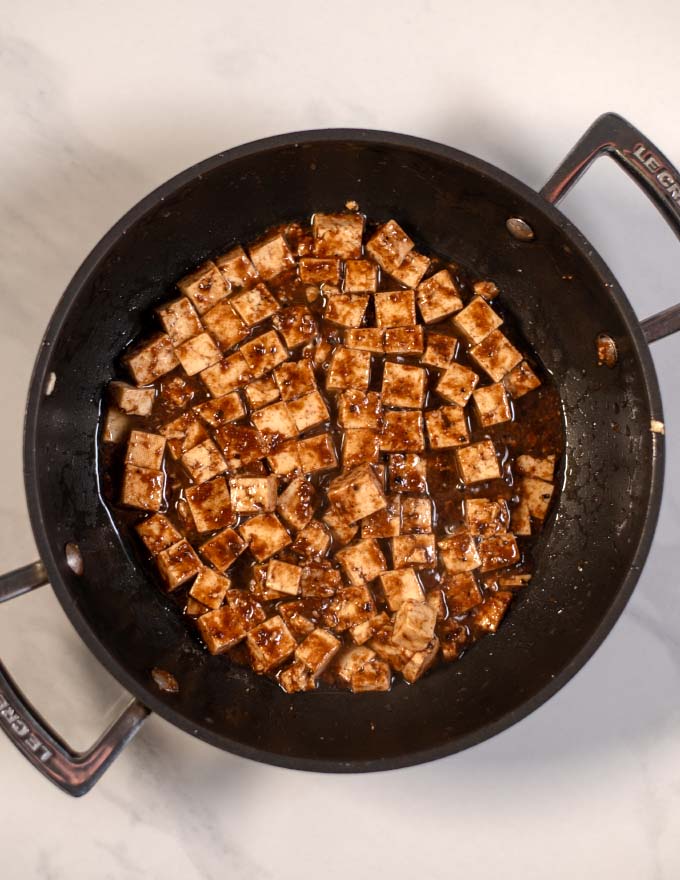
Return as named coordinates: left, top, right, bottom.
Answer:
left=2, top=1, right=680, bottom=876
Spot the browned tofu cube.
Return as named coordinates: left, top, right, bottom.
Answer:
left=313, top=213, right=364, bottom=259
left=470, top=590, right=512, bottom=634
left=298, top=433, right=338, bottom=472
left=251, top=401, right=298, bottom=444
left=516, top=454, right=556, bottom=481
left=182, top=438, right=227, bottom=483
left=229, top=475, right=278, bottom=514
left=464, top=498, right=509, bottom=536
left=197, top=606, right=246, bottom=653
left=416, top=270, right=463, bottom=323
left=287, top=391, right=329, bottom=433
left=240, top=330, right=289, bottom=377
left=379, top=568, right=423, bottom=611
left=366, top=623, right=413, bottom=672
left=438, top=531, right=481, bottom=573
left=125, top=333, right=178, bottom=386
left=193, top=391, right=245, bottom=428
left=374, top=290, right=417, bottom=327
left=230, top=283, right=279, bottom=327
left=186, top=596, right=209, bottom=617
left=366, top=219, right=413, bottom=270
left=426, top=589, right=447, bottom=620
left=200, top=527, right=247, bottom=571
left=322, top=506, right=359, bottom=544
left=272, top=305, right=317, bottom=348
left=277, top=476, right=316, bottom=530
left=401, top=637, right=439, bottom=684
left=177, top=261, right=228, bottom=314
left=504, top=360, right=541, bottom=398
left=274, top=360, right=317, bottom=401
left=215, top=424, right=268, bottom=470
left=388, top=453, right=428, bottom=493
left=121, top=465, right=165, bottom=510
left=108, top=381, right=155, bottom=417
left=160, top=412, right=208, bottom=459
left=247, top=615, right=297, bottom=672
left=324, top=291, right=369, bottom=328
left=335, top=538, right=387, bottom=585
left=244, top=375, right=280, bottom=410
left=511, top=499, right=532, bottom=536
left=422, top=333, right=458, bottom=369
left=361, top=495, right=401, bottom=538
left=334, top=645, right=376, bottom=683
left=380, top=411, right=425, bottom=452
left=327, top=347, right=371, bottom=392
left=300, top=565, right=342, bottom=598
left=478, top=533, right=520, bottom=572
left=266, top=438, right=302, bottom=475
left=349, top=611, right=391, bottom=645
left=337, top=390, right=382, bottom=429
left=345, top=328, right=384, bottom=353
left=215, top=245, right=258, bottom=288
left=437, top=618, right=470, bottom=661
left=190, top=567, right=230, bottom=609
left=125, top=430, right=166, bottom=470
left=425, top=406, right=469, bottom=449
left=470, top=329, right=522, bottom=382
left=296, top=628, right=341, bottom=675
left=392, top=534, right=436, bottom=569
left=327, top=584, right=376, bottom=631
left=453, top=296, right=502, bottom=344
left=135, top=513, right=182, bottom=555
left=156, top=297, right=203, bottom=346
left=291, top=520, right=331, bottom=559
left=443, top=571, right=483, bottom=614
left=202, top=300, right=249, bottom=349
left=342, top=428, right=380, bottom=468
left=265, top=559, right=302, bottom=596
left=239, top=513, right=291, bottom=561
left=382, top=362, right=427, bottom=409
left=473, top=279, right=500, bottom=301
left=388, top=250, right=429, bottom=287
left=101, top=407, right=130, bottom=443
left=279, top=597, right=323, bottom=638
left=200, top=352, right=252, bottom=396
left=401, top=497, right=432, bottom=533
left=157, top=539, right=201, bottom=589
left=455, top=440, right=501, bottom=484
left=349, top=657, right=391, bottom=692
left=521, top=477, right=554, bottom=519
left=186, top=476, right=235, bottom=532
left=344, top=259, right=378, bottom=292
left=278, top=659, right=315, bottom=693
left=472, top=383, right=512, bottom=427
left=158, top=375, right=194, bottom=411
left=392, top=599, right=437, bottom=651
left=328, top=463, right=386, bottom=523
left=436, top=362, right=480, bottom=406
left=299, top=257, right=341, bottom=284
left=383, top=326, right=425, bottom=355
left=248, top=234, right=294, bottom=280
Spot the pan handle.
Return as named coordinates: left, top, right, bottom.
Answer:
left=0, top=562, right=150, bottom=796
left=540, top=112, right=680, bottom=343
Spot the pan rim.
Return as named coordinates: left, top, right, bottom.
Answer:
left=22, top=127, right=665, bottom=772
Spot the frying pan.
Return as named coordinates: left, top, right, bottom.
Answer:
left=1, top=113, right=679, bottom=797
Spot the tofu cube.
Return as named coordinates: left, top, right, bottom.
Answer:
left=300, top=565, right=342, bottom=598
left=361, top=495, right=401, bottom=538
left=455, top=440, right=501, bottom=484
left=108, top=381, right=155, bottom=417
left=277, top=476, right=316, bottom=530
left=470, top=329, right=522, bottom=382
left=135, top=513, right=182, bottom=555
left=241, top=329, right=289, bottom=377
left=239, top=513, right=291, bottom=561
left=426, top=589, right=447, bottom=620
left=181, top=438, right=227, bottom=483
left=272, top=306, right=317, bottom=348
left=200, top=352, right=252, bottom=396
left=274, top=360, right=317, bottom=401
left=438, top=531, right=481, bottom=573
left=379, top=568, right=423, bottom=611
left=278, top=660, right=315, bottom=693
left=374, top=290, right=416, bottom=327
left=470, top=591, right=512, bottom=634
left=193, top=391, right=245, bottom=428
left=443, top=571, right=483, bottom=614
left=102, top=407, right=130, bottom=444
left=121, top=465, right=164, bottom=510
left=335, top=538, right=387, bottom=585
left=328, top=585, right=377, bottom=630
left=422, top=333, right=458, bottom=368
left=365, top=219, right=414, bottom=270
left=436, top=362, right=480, bottom=406
left=298, top=433, right=338, bottom=472
left=322, top=506, right=359, bottom=544
left=156, top=297, right=203, bottom=346
left=401, top=497, right=432, bottom=533
left=158, top=375, right=194, bottom=410
left=388, top=250, right=429, bottom=287
left=266, top=438, right=302, bottom=475
left=295, top=628, right=341, bottom=674
left=328, top=463, right=386, bottom=523
left=392, top=599, right=437, bottom=651
left=504, top=360, right=541, bottom=398
left=199, top=527, right=247, bottom=571
left=202, top=300, right=249, bottom=349
left=380, top=411, right=425, bottom=452
left=186, top=476, right=235, bottom=532
left=229, top=475, right=278, bottom=514
left=324, top=292, right=369, bottom=328
left=312, top=213, right=364, bottom=259
left=247, top=615, right=297, bottom=672
left=230, top=283, right=280, bottom=326
left=416, top=270, right=463, bottom=323
left=401, top=636, right=440, bottom=684
left=215, top=245, right=259, bottom=288
left=342, top=428, right=380, bottom=468
left=327, top=347, right=371, bottom=392
left=157, top=539, right=201, bottom=589
left=248, top=234, right=294, bottom=280
left=299, top=257, right=341, bottom=284
left=344, top=259, right=378, bottom=292
left=383, top=326, right=425, bottom=355
left=388, top=453, right=428, bottom=493
left=438, top=618, right=470, bottom=661
left=382, top=362, right=427, bottom=409
left=197, top=599, right=264, bottom=654
left=125, top=430, right=166, bottom=470
left=190, top=567, right=230, bottom=609
left=425, top=406, right=469, bottom=449
left=334, top=645, right=376, bottom=683
left=392, top=534, right=436, bottom=569
left=345, top=328, right=384, bottom=353
left=216, top=424, right=268, bottom=470
left=453, top=296, right=503, bottom=344
left=478, top=533, right=520, bottom=572
left=472, top=383, right=512, bottom=427
left=292, top=520, right=331, bottom=559
left=266, top=559, right=302, bottom=596
left=349, top=657, right=391, bottom=692
left=350, top=611, right=390, bottom=645
left=511, top=499, right=532, bottom=536
left=244, top=375, right=281, bottom=410
left=160, top=413, right=208, bottom=459
left=473, top=279, right=500, bottom=301
left=186, top=596, right=209, bottom=617
left=175, top=332, right=221, bottom=375
left=287, top=391, right=329, bottom=433
left=125, top=333, right=178, bottom=385
left=497, top=573, right=532, bottom=589
left=521, top=477, right=555, bottom=519
left=251, top=401, right=298, bottom=444
left=516, top=454, right=556, bottom=481
left=337, top=390, right=382, bottom=429
left=177, top=261, right=228, bottom=314
left=464, top=498, right=509, bottom=536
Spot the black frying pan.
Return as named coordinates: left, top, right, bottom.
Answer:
left=1, top=113, right=679, bottom=796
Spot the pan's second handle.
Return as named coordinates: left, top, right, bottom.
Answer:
left=0, top=563, right=150, bottom=796
left=540, top=112, right=680, bottom=344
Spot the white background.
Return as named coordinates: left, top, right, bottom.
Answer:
left=1, top=1, right=680, bottom=877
